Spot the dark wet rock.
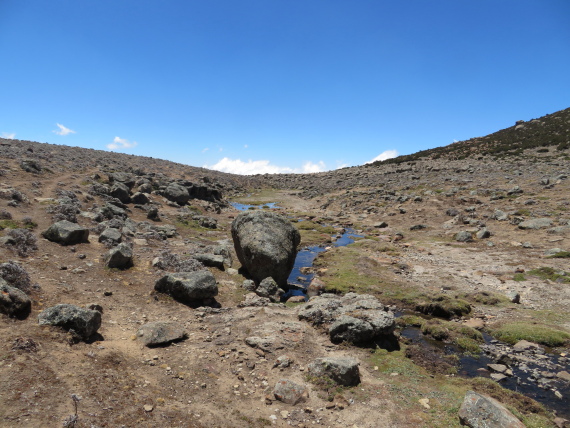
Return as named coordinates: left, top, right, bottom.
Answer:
left=110, top=182, right=131, bottom=204
left=416, top=295, right=471, bottom=319
left=273, top=379, right=309, bottom=405
left=458, top=390, right=525, bottom=428
left=42, top=220, right=89, bottom=245
left=104, top=243, right=133, bottom=269
left=308, top=357, right=360, bottom=386
left=256, top=277, right=284, bottom=302
left=154, top=271, right=218, bottom=303
left=38, top=304, right=101, bottom=340
left=518, top=218, right=553, bottom=230
left=136, top=321, right=186, bottom=347
left=231, top=211, right=300, bottom=287
left=98, top=227, right=122, bottom=245
left=193, top=253, right=225, bottom=270
left=0, top=279, right=31, bottom=318
left=163, top=183, right=190, bottom=205
left=455, top=231, right=473, bottom=242
left=298, top=293, right=395, bottom=345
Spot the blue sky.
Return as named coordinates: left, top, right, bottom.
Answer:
left=1, top=1, right=569, bottom=174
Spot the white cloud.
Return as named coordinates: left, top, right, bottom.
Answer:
left=53, top=123, right=76, bottom=136
left=1, top=132, right=15, bottom=139
left=205, top=157, right=328, bottom=175
left=107, top=136, right=138, bottom=150
left=365, top=149, right=399, bottom=164
left=201, top=147, right=209, bottom=153
left=244, top=144, right=248, bottom=149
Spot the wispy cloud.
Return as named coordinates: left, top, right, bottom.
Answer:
left=365, top=149, right=399, bottom=164
left=201, top=147, right=210, bottom=153
left=244, top=144, right=248, bottom=149
left=107, top=136, right=138, bottom=150
left=53, top=123, right=76, bottom=136
left=1, top=132, right=15, bottom=139
left=205, top=157, right=328, bottom=175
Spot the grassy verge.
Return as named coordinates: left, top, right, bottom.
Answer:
left=490, top=322, right=570, bottom=347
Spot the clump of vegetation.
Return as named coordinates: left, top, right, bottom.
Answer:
left=513, top=273, right=526, bottom=281
left=0, top=209, right=12, bottom=220
left=415, top=295, right=471, bottom=319
left=0, top=261, right=32, bottom=293
left=547, top=251, right=570, bottom=258
left=467, top=291, right=505, bottom=305
left=0, top=219, right=20, bottom=229
left=527, top=267, right=570, bottom=283
left=5, top=228, right=38, bottom=257
left=491, top=322, right=570, bottom=347
left=296, top=220, right=336, bottom=234
left=306, top=374, right=347, bottom=402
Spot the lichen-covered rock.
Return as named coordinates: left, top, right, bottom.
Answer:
left=163, top=183, right=190, bottom=205
left=518, top=218, right=553, bottom=230
left=273, top=379, right=309, bottom=405
left=104, top=243, right=133, bottom=269
left=256, top=277, right=284, bottom=302
left=38, top=304, right=101, bottom=339
left=298, top=293, right=395, bottom=345
left=308, top=357, right=360, bottom=386
left=193, top=253, right=225, bottom=270
left=154, top=271, right=218, bottom=303
left=455, top=231, right=473, bottom=242
left=98, top=227, right=122, bottom=245
left=110, top=182, right=131, bottom=204
left=0, top=279, right=31, bottom=318
left=231, top=211, right=300, bottom=287
left=136, top=321, right=186, bottom=347
left=42, top=220, right=89, bottom=245
left=458, top=391, right=525, bottom=428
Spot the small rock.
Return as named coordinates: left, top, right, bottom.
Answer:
left=136, top=321, right=187, bottom=347
left=273, top=379, right=309, bottom=405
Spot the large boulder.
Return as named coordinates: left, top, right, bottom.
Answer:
left=231, top=211, right=300, bottom=287
left=298, top=293, right=395, bottom=345
left=104, top=243, right=133, bottom=269
left=42, top=220, right=89, bottom=245
left=308, top=357, right=360, bottom=386
left=154, top=271, right=218, bottom=303
left=98, top=227, right=122, bottom=245
left=110, top=182, right=131, bottom=204
left=458, top=391, right=525, bottom=427
left=163, top=183, right=190, bottom=205
left=0, top=279, right=31, bottom=318
left=38, top=304, right=101, bottom=339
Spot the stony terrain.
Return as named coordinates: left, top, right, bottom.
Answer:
left=0, top=108, right=569, bottom=428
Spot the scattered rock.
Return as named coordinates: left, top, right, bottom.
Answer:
left=518, top=218, right=553, bottom=230
left=193, top=253, right=225, bottom=270
left=98, top=227, right=122, bottom=245
left=455, top=231, right=473, bottom=242
left=273, top=379, right=309, bottom=405
left=308, top=357, right=360, bottom=386
left=458, top=391, right=525, bottom=427
left=136, top=321, right=187, bottom=347
left=0, top=279, right=31, bottom=318
left=38, top=304, right=101, bottom=340
left=42, top=220, right=89, bottom=245
left=104, top=243, right=133, bottom=269
left=154, top=271, right=218, bottom=303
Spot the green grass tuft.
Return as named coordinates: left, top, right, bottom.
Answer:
left=492, top=322, right=570, bottom=347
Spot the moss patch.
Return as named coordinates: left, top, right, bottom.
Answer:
left=527, top=267, right=570, bottom=283
left=491, top=322, right=570, bottom=347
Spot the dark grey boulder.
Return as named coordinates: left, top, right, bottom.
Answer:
left=131, top=192, right=150, bottom=205
left=273, top=379, right=309, bottom=405
left=108, top=172, right=136, bottom=189
left=193, top=253, right=225, bottom=270
left=518, top=218, right=553, bottom=230
left=194, top=215, right=217, bottom=229
left=98, top=227, right=122, bottom=245
left=455, top=231, right=473, bottom=242
left=136, top=321, right=186, bottom=347
left=99, top=203, right=127, bottom=220
left=308, top=357, right=360, bottom=386
left=458, top=391, right=525, bottom=428
left=104, top=243, right=133, bottom=269
left=38, top=304, right=101, bottom=339
left=42, top=220, right=89, bottom=245
left=154, top=271, right=218, bottom=303
left=110, top=182, right=131, bottom=204
left=147, top=206, right=159, bottom=221
left=256, top=277, right=284, bottom=302
left=164, top=183, right=190, bottom=205
left=20, top=159, right=42, bottom=173
left=231, top=211, right=300, bottom=287
left=0, top=279, right=31, bottom=318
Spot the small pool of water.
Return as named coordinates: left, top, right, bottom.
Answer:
left=283, top=228, right=363, bottom=300
left=230, top=202, right=279, bottom=211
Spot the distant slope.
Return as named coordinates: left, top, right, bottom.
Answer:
left=369, top=107, right=570, bottom=166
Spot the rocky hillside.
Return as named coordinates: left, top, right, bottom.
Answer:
left=0, top=108, right=569, bottom=428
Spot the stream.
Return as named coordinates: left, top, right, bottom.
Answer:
left=231, top=202, right=570, bottom=418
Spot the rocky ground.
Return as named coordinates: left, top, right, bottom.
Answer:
left=0, top=124, right=569, bottom=428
